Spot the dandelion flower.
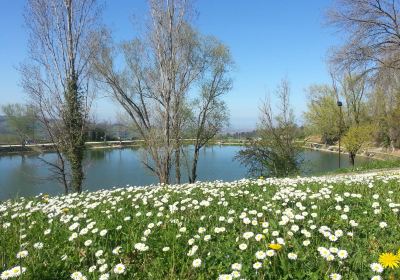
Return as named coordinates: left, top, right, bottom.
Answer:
left=379, top=252, right=400, bottom=269
left=268, top=243, right=282, bottom=250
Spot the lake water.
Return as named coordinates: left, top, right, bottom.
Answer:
left=0, top=146, right=369, bottom=201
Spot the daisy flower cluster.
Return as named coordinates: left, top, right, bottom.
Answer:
left=0, top=171, right=400, bottom=279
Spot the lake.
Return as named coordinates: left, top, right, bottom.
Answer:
left=0, top=146, right=370, bottom=201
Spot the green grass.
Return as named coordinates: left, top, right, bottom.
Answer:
left=325, top=159, right=400, bottom=175
left=1, top=172, right=400, bottom=279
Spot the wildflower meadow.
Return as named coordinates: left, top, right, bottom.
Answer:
left=1, top=171, right=400, bottom=279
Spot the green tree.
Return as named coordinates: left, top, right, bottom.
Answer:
left=304, top=85, right=341, bottom=144
left=338, top=72, right=368, bottom=127
left=305, top=70, right=368, bottom=145
left=342, top=125, right=372, bottom=166
left=370, top=67, right=400, bottom=150
left=1, top=103, right=36, bottom=145
left=236, top=79, right=303, bottom=178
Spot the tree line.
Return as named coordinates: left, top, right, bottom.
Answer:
left=3, top=0, right=400, bottom=190
left=3, top=0, right=232, bottom=194
left=305, top=0, right=400, bottom=166
left=238, top=0, right=400, bottom=177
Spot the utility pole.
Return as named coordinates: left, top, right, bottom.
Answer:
left=337, top=101, right=343, bottom=168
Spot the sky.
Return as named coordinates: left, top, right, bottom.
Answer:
left=0, top=0, right=339, bottom=131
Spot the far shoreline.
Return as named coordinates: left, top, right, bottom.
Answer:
left=1, top=139, right=400, bottom=163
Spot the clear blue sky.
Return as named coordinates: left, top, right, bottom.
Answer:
left=0, top=0, right=338, bottom=131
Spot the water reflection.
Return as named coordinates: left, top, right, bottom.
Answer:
left=0, top=146, right=370, bottom=201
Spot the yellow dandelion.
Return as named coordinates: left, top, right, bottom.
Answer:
left=42, top=194, right=49, bottom=203
left=379, top=252, right=400, bottom=269
left=268, top=243, right=282, bottom=250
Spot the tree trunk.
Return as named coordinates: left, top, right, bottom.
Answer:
left=65, top=78, right=85, bottom=193
left=57, top=152, right=69, bottom=195
left=390, top=139, right=396, bottom=152
left=189, top=147, right=200, bottom=183
left=175, top=147, right=181, bottom=184
left=349, top=152, right=355, bottom=167
left=159, top=160, right=170, bottom=185
left=69, top=145, right=84, bottom=193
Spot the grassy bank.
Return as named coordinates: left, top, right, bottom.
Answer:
left=1, top=171, right=400, bottom=279
left=323, top=159, right=400, bottom=175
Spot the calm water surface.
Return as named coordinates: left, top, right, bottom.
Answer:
left=0, top=146, right=369, bottom=200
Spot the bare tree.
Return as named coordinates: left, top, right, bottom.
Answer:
left=186, top=38, right=233, bottom=183
left=328, top=0, right=400, bottom=73
left=236, top=79, right=302, bottom=178
left=20, top=0, right=102, bottom=193
left=92, top=0, right=207, bottom=184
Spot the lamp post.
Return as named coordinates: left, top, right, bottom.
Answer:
left=337, top=101, right=343, bottom=169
